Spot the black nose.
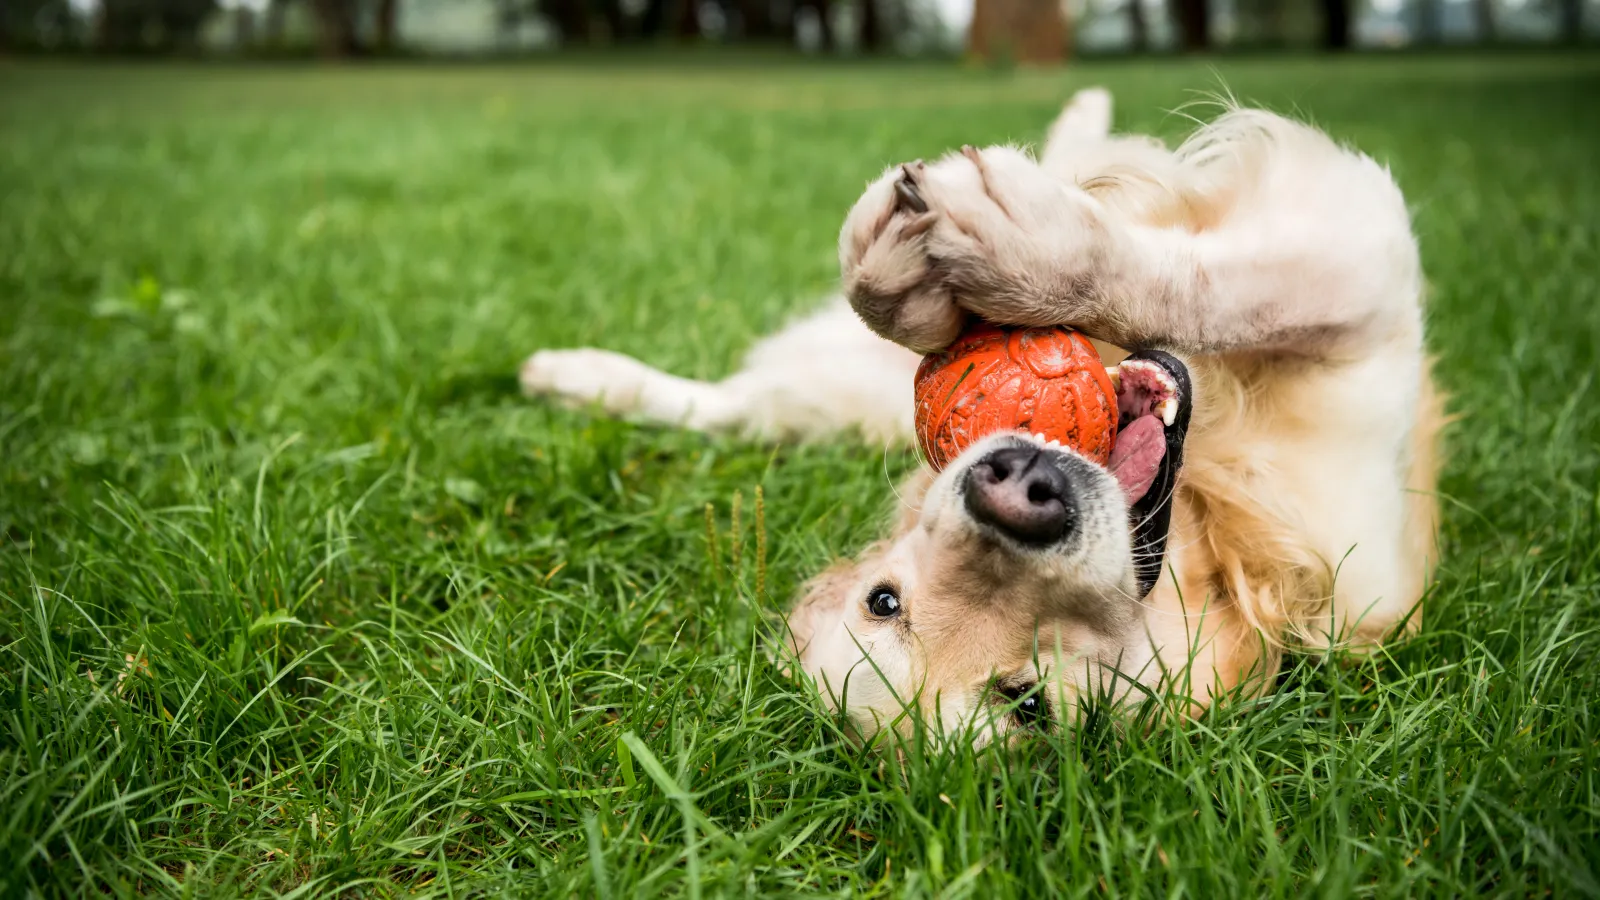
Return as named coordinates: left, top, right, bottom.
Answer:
left=963, top=445, right=1077, bottom=546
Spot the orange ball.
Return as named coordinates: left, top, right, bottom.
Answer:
left=914, top=324, right=1118, bottom=472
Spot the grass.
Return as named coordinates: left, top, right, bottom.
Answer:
left=1, top=52, right=1598, bottom=898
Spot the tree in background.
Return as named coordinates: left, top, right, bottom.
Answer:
left=542, top=0, right=589, bottom=42
left=308, top=0, right=362, bottom=55
left=860, top=0, right=882, bottom=50
left=796, top=0, right=833, bottom=48
left=968, top=0, right=1069, bottom=62
left=1414, top=0, right=1441, bottom=43
left=1173, top=0, right=1207, bottom=50
left=11, top=0, right=1586, bottom=57
left=675, top=0, right=700, bottom=38
left=1558, top=0, right=1583, bottom=41
left=634, top=0, right=703, bottom=40
left=96, top=0, right=216, bottom=51
left=1127, top=0, right=1148, bottom=52
left=262, top=0, right=289, bottom=45
left=303, top=0, right=402, bottom=56
left=1233, top=0, right=1289, bottom=48
left=1320, top=0, right=1350, bottom=49
left=374, top=0, right=398, bottom=50
left=1474, top=0, right=1495, bottom=40
left=230, top=1, right=256, bottom=45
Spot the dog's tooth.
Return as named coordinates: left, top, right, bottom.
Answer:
left=1159, top=398, right=1178, bottom=426
left=1105, top=366, right=1122, bottom=390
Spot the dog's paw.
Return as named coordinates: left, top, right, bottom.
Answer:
left=840, top=146, right=1106, bottom=351
left=839, top=166, right=964, bottom=354
left=520, top=348, right=650, bottom=413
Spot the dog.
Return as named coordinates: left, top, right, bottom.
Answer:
left=521, top=88, right=1445, bottom=743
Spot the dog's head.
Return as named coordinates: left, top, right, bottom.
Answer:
left=786, top=350, right=1192, bottom=743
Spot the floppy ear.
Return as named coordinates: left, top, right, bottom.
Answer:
left=785, top=466, right=930, bottom=664
left=786, top=557, right=863, bottom=661
left=1123, top=350, right=1193, bottom=597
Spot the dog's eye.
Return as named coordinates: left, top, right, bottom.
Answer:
left=995, top=681, right=1051, bottom=730
left=865, top=585, right=901, bottom=618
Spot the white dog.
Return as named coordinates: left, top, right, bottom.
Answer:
left=522, top=89, right=1445, bottom=742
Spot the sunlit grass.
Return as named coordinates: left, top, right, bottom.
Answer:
left=2, top=54, right=1597, bottom=896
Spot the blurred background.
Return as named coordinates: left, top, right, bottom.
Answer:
left=3, top=0, right=1597, bottom=62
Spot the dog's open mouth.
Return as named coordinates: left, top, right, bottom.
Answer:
left=1109, top=358, right=1183, bottom=505
left=1109, top=350, right=1192, bottom=596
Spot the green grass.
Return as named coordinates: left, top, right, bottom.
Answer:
left=2, top=53, right=1598, bottom=897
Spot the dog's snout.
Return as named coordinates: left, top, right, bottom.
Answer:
left=964, top=446, right=1078, bottom=546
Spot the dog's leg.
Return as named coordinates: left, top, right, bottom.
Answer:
left=520, top=347, right=744, bottom=431
left=841, top=110, right=1422, bottom=358
left=522, top=299, right=921, bottom=443
left=1039, top=87, right=1114, bottom=173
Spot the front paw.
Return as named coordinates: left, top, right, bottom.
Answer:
left=838, top=165, right=965, bottom=353
left=840, top=146, right=1106, bottom=351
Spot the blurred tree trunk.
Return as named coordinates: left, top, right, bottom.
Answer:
left=311, top=0, right=363, bottom=57
left=95, top=0, right=114, bottom=49
left=1473, top=0, right=1494, bottom=42
left=640, top=0, right=665, bottom=37
left=860, top=0, right=882, bottom=50
left=546, top=0, right=592, bottom=42
left=599, top=0, right=625, bottom=40
left=775, top=0, right=796, bottom=39
left=234, top=6, right=257, bottom=48
left=493, top=0, right=519, bottom=48
left=264, top=0, right=288, bottom=46
left=1415, top=0, right=1441, bottom=44
left=1559, top=0, right=1582, bottom=42
left=95, top=0, right=147, bottom=51
left=640, top=0, right=698, bottom=39
left=161, top=2, right=217, bottom=52
left=797, top=0, right=832, bottom=48
left=1319, top=0, right=1349, bottom=49
left=1128, top=0, right=1148, bottom=52
left=676, top=0, right=700, bottom=37
left=969, top=0, right=1069, bottom=63
left=738, top=0, right=771, bottom=37
left=1173, top=0, right=1208, bottom=50
left=375, top=0, right=400, bottom=51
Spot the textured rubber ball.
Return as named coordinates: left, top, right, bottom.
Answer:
left=913, top=323, right=1118, bottom=472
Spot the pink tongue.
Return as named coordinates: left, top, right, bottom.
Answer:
left=1110, top=415, right=1166, bottom=503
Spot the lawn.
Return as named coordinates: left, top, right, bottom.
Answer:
left=2, top=53, right=1598, bottom=897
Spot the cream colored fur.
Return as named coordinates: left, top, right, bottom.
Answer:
left=522, top=88, right=1443, bottom=742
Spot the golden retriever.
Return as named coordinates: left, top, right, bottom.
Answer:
left=521, top=88, right=1444, bottom=742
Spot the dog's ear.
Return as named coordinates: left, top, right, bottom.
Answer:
left=782, top=468, right=926, bottom=670
left=785, top=558, right=858, bottom=662
left=1124, top=350, right=1192, bottom=597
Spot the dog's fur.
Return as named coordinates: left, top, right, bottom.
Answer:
left=522, top=89, right=1444, bottom=742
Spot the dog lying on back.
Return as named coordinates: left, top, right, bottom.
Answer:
left=522, top=89, right=1444, bottom=742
